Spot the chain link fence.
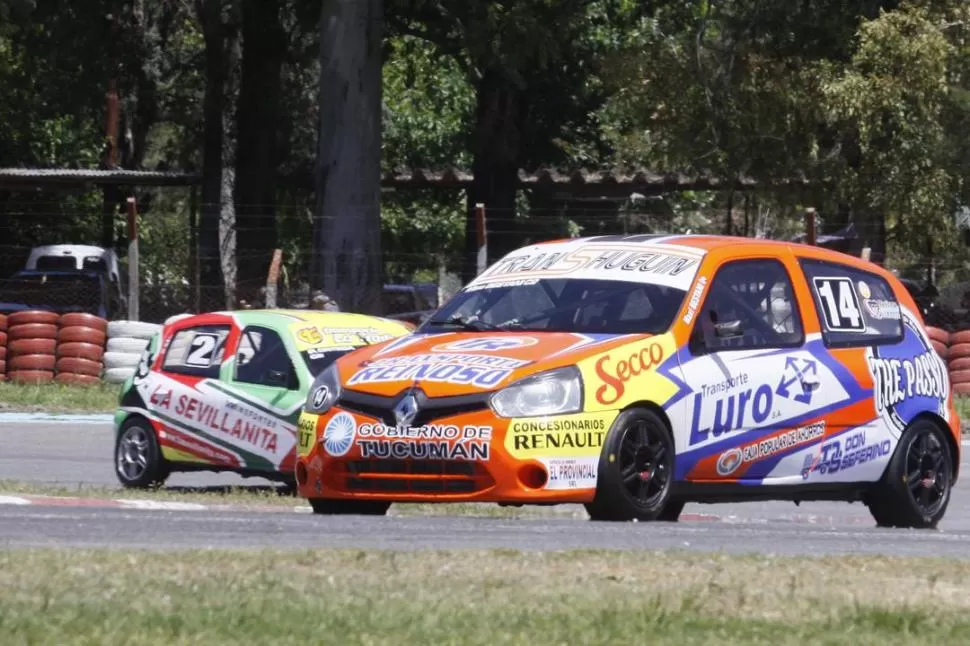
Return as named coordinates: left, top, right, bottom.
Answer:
left=3, top=195, right=970, bottom=328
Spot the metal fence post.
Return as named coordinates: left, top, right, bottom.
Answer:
left=804, top=207, right=816, bottom=246
left=127, top=197, right=139, bottom=321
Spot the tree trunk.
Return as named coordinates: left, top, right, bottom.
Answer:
left=196, top=0, right=233, bottom=311
left=312, top=0, right=384, bottom=315
left=463, top=69, right=525, bottom=284
left=233, top=0, right=285, bottom=300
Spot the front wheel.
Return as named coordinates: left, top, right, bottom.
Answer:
left=115, top=417, right=169, bottom=488
left=585, top=407, right=680, bottom=522
left=866, top=420, right=953, bottom=529
left=309, top=498, right=391, bottom=516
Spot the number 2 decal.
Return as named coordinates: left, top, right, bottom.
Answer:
left=185, top=333, right=219, bottom=366
left=812, top=277, right=864, bottom=331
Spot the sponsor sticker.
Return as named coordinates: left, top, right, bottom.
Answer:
left=863, top=298, right=901, bottom=321
left=311, top=385, right=330, bottom=409
left=297, top=413, right=319, bottom=457
left=293, top=325, right=397, bottom=350
left=142, top=374, right=286, bottom=456
left=356, top=423, right=492, bottom=461
left=866, top=308, right=949, bottom=433
left=716, top=421, right=826, bottom=476
left=347, top=352, right=528, bottom=388
left=801, top=430, right=891, bottom=479
left=540, top=456, right=599, bottom=490
left=592, top=341, right=665, bottom=406
left=322, top=412, right=357, bottom=457
left=685, top=354, right=834, bottom=447
left=505, top=412, right=615, bottom=458
left=682, top=276, right=708, bottom=325
left=432, top=336, right=538, bottom=353
left=466, top=240, right=706, bottom=292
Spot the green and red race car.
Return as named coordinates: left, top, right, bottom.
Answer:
left=112, top=309, right=412, bottom=488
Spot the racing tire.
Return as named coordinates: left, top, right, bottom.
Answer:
left=0, top=313, right=6, bottom=332
left=948, top=357, right=970, bottom=372
left=104, top=351, right=141, bottom=370
left=927, top=327, right=950, bottom=345
left=107, top=320, right=161, bottom=340
left=949, top=369, right=970, bottom=385
left=58, top=313, right=108, bottom=333
left=55, top=356, right=103, bottom=377
left=950, top=330, right=970, bottom=346
left=7, top=323, right=58, bottom=341
left=7, top=370, right=54, bottom=384
left=0, top=347, right=5, bottom=361
left=58, top=326, right=107, bottom=346
left=308, top=498, right=392, bottom=516
left=54, top=373, right=101, bottom=387
left=954, top=383, right=970, bottom=396
left=8, top=338, right=56, bottom=356
left=115, top=417, right=169, bottom=488
left=56, top=341, right=104, bottom=361
left=0, top=359, right=5, bottom=374
left=585, top=407, right=679, bottom=522
left=865, top=419, right=953, bottom=529
left=104, top=366, right=136, bottom=383
left=106, top=337, right=149, bottom=354
left=8, top=310, right=60, bottom=327
left=931, top=341, right=948, bottom=360
left=948, top=343, right=970, bottom=361
left=0, top=330, right=6, bottom=346
left=9, top=353, right=56, bottom=372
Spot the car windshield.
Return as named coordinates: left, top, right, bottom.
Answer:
left=424, top=278, right=687, bottom=335
left=300, top=348, right=356, bottom=376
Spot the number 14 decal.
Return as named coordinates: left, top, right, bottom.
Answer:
left=812, top=277, right=864, bottom=331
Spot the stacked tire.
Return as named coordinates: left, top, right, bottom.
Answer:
left=55, top=313, right=108, bottom=387
left=947, top=329, right=970, bottom=396
left=0, top=314, right=7, bottom=382
left=104, top=320, right=161, bottom=384
left=5, top=310, right=59, bottom=384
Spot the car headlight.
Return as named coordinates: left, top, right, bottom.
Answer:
left=489, top=366, right=583, bottom=418
left=304, top=364, right=341, bottom=414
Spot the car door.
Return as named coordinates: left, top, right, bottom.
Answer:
left=149, top=322, right=236, bottom=466
left=221, top=325, right=304, bottom=474
left=676, top=255, right=852, bottom=482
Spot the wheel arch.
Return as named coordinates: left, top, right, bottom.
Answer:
left=619, top=400, right=674, bottom=433
left=908, top=411, right=960, bottom=483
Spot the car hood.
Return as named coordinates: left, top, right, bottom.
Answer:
left=335, top=330, right=642, bottom=398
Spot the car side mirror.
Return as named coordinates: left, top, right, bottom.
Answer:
left=714, top=320, right=743, bottom=338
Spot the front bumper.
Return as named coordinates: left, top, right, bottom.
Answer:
left=295, top=403, right=616, bottom=503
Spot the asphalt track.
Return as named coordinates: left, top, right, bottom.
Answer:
left=3, top=418, right=970, bottom=556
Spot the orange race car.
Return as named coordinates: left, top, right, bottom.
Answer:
left=295, top=235, right=959, bottom=528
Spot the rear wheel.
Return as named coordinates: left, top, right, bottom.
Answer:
left=585, top=407, right=680, bottom=521
left=115, top=417, right=169, bottom=488
left=309, top=498, right=391, bottom=516
left=866, top=420, right=953, bottom=528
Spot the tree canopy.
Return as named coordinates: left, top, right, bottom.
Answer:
left=0, top=0, right=968, bottom=315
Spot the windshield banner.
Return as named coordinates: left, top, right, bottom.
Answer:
left=466, top=239, right=707, bottom=292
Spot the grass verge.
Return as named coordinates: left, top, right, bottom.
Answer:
left=1, top=549, right=969, bottom=645
left=0, top=381, right=121, bottom=413
left=0, top=479, right=582, bottom=517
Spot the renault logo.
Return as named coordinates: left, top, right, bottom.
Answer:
left=393, top=391, right=419, bottom=428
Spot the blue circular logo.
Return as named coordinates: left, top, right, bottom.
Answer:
left=323, top=412, right=356, bottom=456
